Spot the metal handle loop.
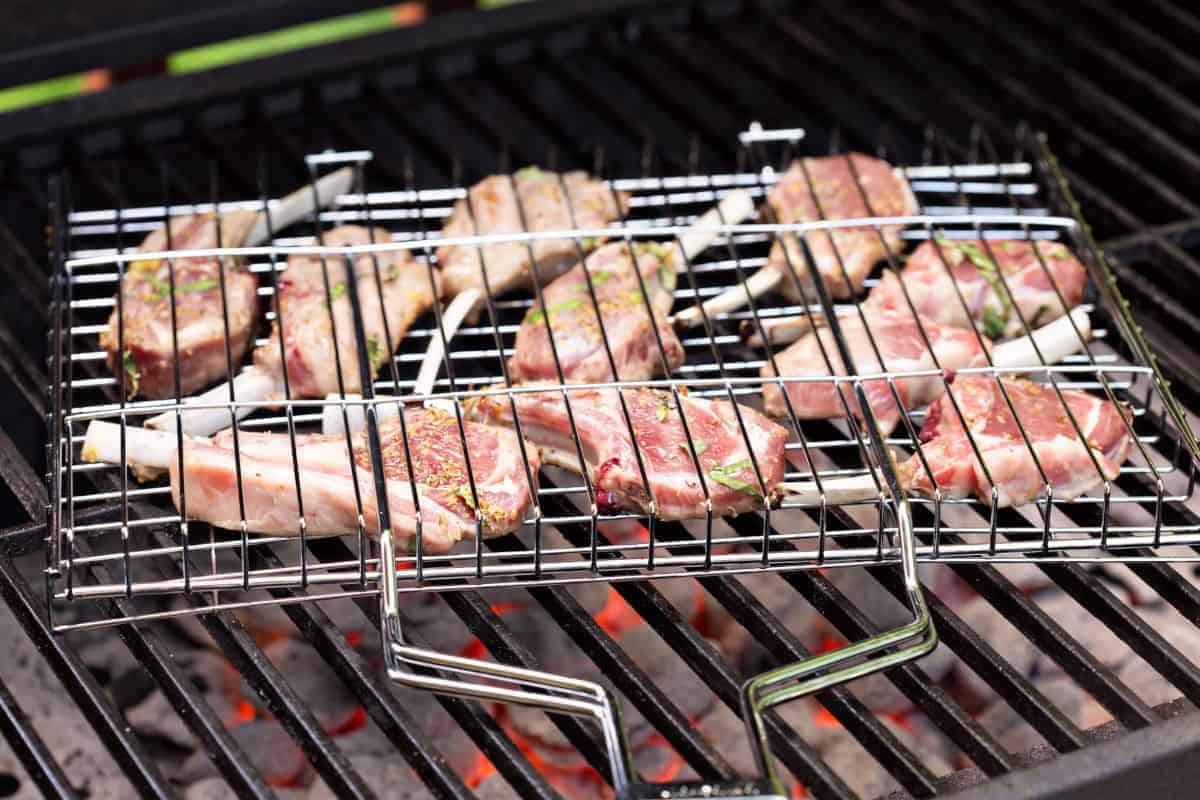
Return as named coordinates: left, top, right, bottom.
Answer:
left=379, top=528, right=636, bottom=792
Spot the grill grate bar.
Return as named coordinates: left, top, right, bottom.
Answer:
left=248, top=545, right=487, bottom=799
left=440, top=589, right=625, bottom=786
left=193, top=601, right=377, bottom=800
left=0, top=676, right=79, bottom=800
left=0, top=555, right=172, bottom=798
left=681, top=548, right=944, bottom=794
left=485, top=535, right=738, bottom=782
left=538, top=493, right=858, bottom=798
left=308, top=538, right=561, bottom=800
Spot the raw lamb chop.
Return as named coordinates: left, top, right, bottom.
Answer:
left=437, top=167, right=629, bottom=299
left=673, top=153, right=916, bottom=329
left=766, top=154, right=918, bottom=300
left=760, top=309, right=987, bottom=435
left=758, top=306, right=1092, bottom=435
left=897, top=375, right=1132, bottom=506
left=101, top=210, right=260, bottom=400
left=83, top=407, right=540, bottom=553
left=868, top=237, right=1086, bottom=339
left=508, top=241, right=682, bottom=383
left=251, top=225, right=437, bottom=398
left=146, top=225, right=438, bottom=435
left=101, top=169, right=352, bottom=399
left=465, top=385, right=787, bottom=519
left=432, top=190, right=754, bottom=387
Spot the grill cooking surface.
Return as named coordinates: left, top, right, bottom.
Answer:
left=4, top=2, right=1200, bottom=799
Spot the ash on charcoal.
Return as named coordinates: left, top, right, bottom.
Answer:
left=0, top=735, right=39, bottom=800
left=1026, top=590, right=1135, bottom=680
left=1088, top=563, right=1166, bottom=607
left=818, top=715, right=952, bottom=799
left=126, top=688, right=197, bottom=749
left=177, top=720, right=308, bottom=787
left=847, top=643, right=956, bottom=715
left=616, top=623, right=716, bottom=744
left=306, top=756, right=426, bottom=800
left=241, top=638, right=362, bottom=733
left=695, top=700, right=801, bottom=778
left=953, top=595, right=1043, bottom=706
left=185, top=776, right=307, bottom=800
left=473, top=774, right=518, bottom=799
left=0, top=603, right=134, bottom=798
left=1114, top=601, right=1200, bottom=711
left=723, top=570, right=822, bottom=672
left=976, top=676, right=1086, bottom=754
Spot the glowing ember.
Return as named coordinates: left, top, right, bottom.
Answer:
left=463, top=751, right=498, bottom=788
left=594, top=587, right=643, bottom=637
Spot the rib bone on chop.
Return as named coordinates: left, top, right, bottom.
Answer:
left=869, top=238, right=1087, bottom=339
left=509, top=241, right=683, bottom=383
left=768, top=153, right=918, bottom=300
left=253, top=225, right=439, bottom=399
left=170, top=407, right=540, bottom=553
left=897, top=375, right=1132, bottom=507
left=761, top=309, right=987, bottom=436
left=437, top=167, right=630, bottom=298
left=101, top=210, right=260, bottom=399
left=466, top=385, right=787, bottom=519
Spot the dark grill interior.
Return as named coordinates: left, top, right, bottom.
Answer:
left=3, top=1, right=1200, bottom=799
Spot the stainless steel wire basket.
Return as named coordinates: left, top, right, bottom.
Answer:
left=44, top=124, right=1200, bottom=798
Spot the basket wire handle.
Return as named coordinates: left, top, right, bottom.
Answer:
left=378, top=531, right=637, bottom=793
left=737, top=167, right=938, bottom=788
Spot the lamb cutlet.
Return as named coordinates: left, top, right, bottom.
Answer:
left=102, top=210, right=260, bottom=400
left=766, top=153, right=918, bottom=300
left=760, top=309, right=987, bottom=435
left=869, top=238, right=1086, bottom=340
left=252, top=225, right=438, bottom=399
left=162, top=407, right=540, bottom=553
left=466, top=386, right=787, bottom=519
left=437, top=167, right=629, bottom=298
left=897, top=375, right=1132, bottom=507
left=144, top=224, right=439, bottom=437
left=508, top=241, right=683, bottom=383
left=672, top=153, right=916, bottom=329
left=100, top=168, right=352, bottom=400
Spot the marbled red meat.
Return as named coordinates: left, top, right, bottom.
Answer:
left=869, top=238, right=1086, bottom=339
left=170, top=407, right=539, bottom=553
left=508, top=241, right=683, bottom=383
left=101, top=211, right=259, bottom=399
left=467, top=385, right=787, bottom=519
left=761, top=309, right=987, bottom=435
left=767, top=154, right=917, bottom=300
left=897, top=376, right=1132, bottom=506
left=252, top=225, right=438, bottom=399
left=437, top=167, right=629, bottom=298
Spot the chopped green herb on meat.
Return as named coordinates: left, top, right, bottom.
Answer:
left=122, top=350, right=140, bottom=398
left=366, top=335, right=384, bottom=370
left=708, top=458, right=761, bottom=498
left=527, top=298, right=584, bottom=325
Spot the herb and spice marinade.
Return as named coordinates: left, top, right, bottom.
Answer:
left=869, top=237, right=1087, bottom=340
left=251, top=225, right=439, bottom=400
left=101, top=209, right=260, bottom=399
left=170, top=406, right=540, bottom=553
left=509, top=241, right=684, bottom=383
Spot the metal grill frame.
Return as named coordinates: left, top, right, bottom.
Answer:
left=44, top=126, right=1200, bottom=623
